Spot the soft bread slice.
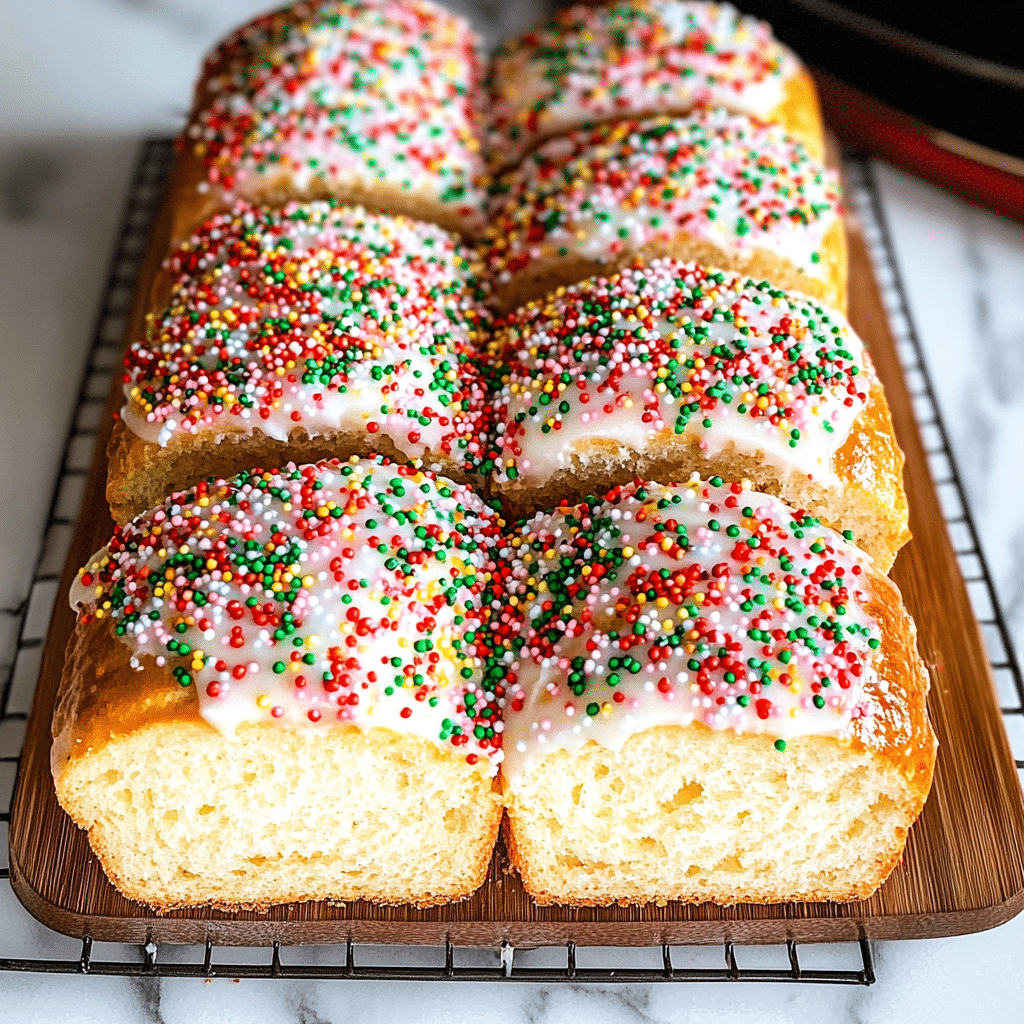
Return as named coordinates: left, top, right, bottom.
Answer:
left=53, top=625, right=501, bottom=910
left=167, top=0, right=488, bottom=240
left=487, top=260, right=908, bottom=571
left=56, top=457, right=505, bottom=909
left=107, top=202, right=493, bottom=524
left=484, top=110, right=845, bottom=313
left=485, top=0, right=824, bottom=172
left=498, top=478, right=936, bottom=906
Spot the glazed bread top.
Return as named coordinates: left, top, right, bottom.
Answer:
left=484, top=110, right=842, bottom=306
left=121, top=201, right=492, bottom=472
left=488, top=260, right=871, bottom=493
left=485, top=0, right=821, bottom=171
left=497, top=477, right=935, bottom=791
left=172, top=0, right=487, bottom=237
left=68, top=456, right=507, bottom=773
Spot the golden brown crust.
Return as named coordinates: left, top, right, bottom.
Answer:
left=65, top=0, right=930, bottom=917
left=778, top=67, right=825, bottom=163
left=833, top=365, right=912, bottom=557
left=52, top=615, right=203, bottom=778
left=855, top=566, right=937, bottom=795
left=492, top=218, right=847, bottom=315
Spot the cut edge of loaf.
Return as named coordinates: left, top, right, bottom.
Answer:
left=495, top=381, right=909, bottom=572
left=490, top=197, right=847, bottom=315
left=52, top=622, right=501, bottom=911
left=503, top=725, right=922, bottom=907
left=55, top=721, right=502, bottom=910
left=106, top=418, right=484, bottom=525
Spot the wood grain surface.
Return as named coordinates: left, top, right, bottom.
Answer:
left=8, top=186, right=1024, bottom=949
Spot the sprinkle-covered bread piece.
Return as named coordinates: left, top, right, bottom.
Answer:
left=487, top=260, right=907, bottom=571
left=54, top=457, right=507, bottom=909
left=484, top=110, right=845, bottom=312
left=498, top=477, right=936, bottom=906
left=168, top=0, right=487, bottom=239
left=108, top=201, right=493, bottom=523
left=485, top=0, right=823, bottom=172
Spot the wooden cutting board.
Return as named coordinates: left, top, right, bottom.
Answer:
left=8, top=161, right=1024, bottom=948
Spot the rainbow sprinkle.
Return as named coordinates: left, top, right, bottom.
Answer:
left=123, top=201, right=493, bottom=474
left=74, top=457, right=508, bottom=771
left=487, top=260, right=870, bottom=489
left=185, top=0, right=488, bottom=233
left=485, top=0, right=798, bottom=170
left=496, top=477, right=879, bottom=780
left=485, top=110, right=841, bottom=300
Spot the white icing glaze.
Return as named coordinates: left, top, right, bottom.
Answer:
left=489, top=260, right=871, bottom=489
left=485, top=109, right=841, bottom=292
left=486, top=0, right=800, bottom=168
left=190, top=0, right=487, bottom=232
left=122, top=202, right=491, bottom=471
left=499, top=477, right=879, bottom=785
left=71, top=458, right=505, bottom=773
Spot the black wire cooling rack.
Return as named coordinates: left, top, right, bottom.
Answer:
left=0, top=140, right=1020, bottom=985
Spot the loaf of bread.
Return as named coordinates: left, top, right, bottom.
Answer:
left=53, top=0, right=936, bottom=917
left=54, top=457, right=505, bottom=909
left=165, top=0, right=487, bottom=242
left=485, top=0, right=824, bottom=172
left=497, top=477, right=936, bottom=906
left=487, top=258, right=908, bottom=570
left=107, top=200, right=493, bottom=524
left=484, top=109, right=845, bottom=313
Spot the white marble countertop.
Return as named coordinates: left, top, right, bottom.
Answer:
left=2, top=2, right=1024, bottom=1021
